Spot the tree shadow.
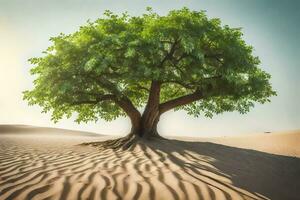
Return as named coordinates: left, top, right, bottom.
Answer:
left=142, top=138, right=300, bottom=200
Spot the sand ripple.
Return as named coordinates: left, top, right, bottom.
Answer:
left=0, top=134, right=299, bottom=200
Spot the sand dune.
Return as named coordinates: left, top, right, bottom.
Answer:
left=0, top=124, right=103, bottom=137
left=0, top=126, right=299, bottom=200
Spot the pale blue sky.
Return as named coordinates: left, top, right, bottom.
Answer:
left=0, top=0, right=299, bottom=136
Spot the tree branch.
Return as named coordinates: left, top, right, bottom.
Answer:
left=204, top=53, right=223, bottom=65
left=159, top=90, right=203, bottom=114
left=161, top=75, right=222, bottom=91
left=171, top=51, right=223, bottom=66
left=72, top=75, right=142, bottom=121
left=141, top=81, right=161, bottom=130
left=115, top=98, right=141, bottom=122
left=160, top=40, right=174, bottom=44
left=145, top=81, right=161, bottom=107
left=70, top=100, right=99, bottom=105
left=161, top=80, right=194, bottom=90
left=134, top=83, right=150, bottom=92
left=97, top=77, right=140, bottom=117
left=70, top=94, right=116, bottom=105
left=174, top=53, right=188, bottom=64
left=159, top=38, right=180, bottom=67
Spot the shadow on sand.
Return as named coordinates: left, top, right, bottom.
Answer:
left=139, top=139, right=300, bottom=200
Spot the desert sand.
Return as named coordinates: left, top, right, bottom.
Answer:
left=0, top=125, right=299, bottom=200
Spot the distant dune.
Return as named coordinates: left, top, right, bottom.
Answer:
left=0, top=124, right=103, bottom=137
left=0, top=125, right=299, bottom=200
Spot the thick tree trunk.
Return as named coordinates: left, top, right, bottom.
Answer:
left=82, top=81, right=163, bottom=149
left=82, top=112, right=161, bottom=150
left=130, top=111, right=160, bottom=138
left=129, top=81, right=161, bottom=139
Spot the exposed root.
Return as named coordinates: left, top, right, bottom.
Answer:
left=81, top=134, right=139, bottom=150
left=81, top=134, right=165, bottom=150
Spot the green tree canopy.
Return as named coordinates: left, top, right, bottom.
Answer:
left=24, top=7, right=276, bottom=138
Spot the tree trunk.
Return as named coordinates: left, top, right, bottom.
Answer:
left=81, top=81, right=162, bottom=149
left=129, top=81, right=161, bottom=139
left=129, top=110, right=160, bottom=138
left=82, top=112, right=161, bottom=150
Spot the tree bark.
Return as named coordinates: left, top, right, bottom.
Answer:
left=130, top=81, right=161, bottom=138
left=129, top=112, right=160, bottom=138
left=159, top=90, right=203, bottom=114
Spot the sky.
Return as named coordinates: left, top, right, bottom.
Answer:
left=0, top=0, right=299, bottom=137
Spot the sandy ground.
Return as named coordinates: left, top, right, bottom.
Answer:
left=0, top=125, right=299, bottom=200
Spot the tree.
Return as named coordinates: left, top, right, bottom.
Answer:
left=24, top=8, right=276, bottom=147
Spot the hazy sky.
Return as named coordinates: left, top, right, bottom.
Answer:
left=0, top=0, right=299, bottom=136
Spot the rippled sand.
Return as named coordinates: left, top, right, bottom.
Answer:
left=0, top=126, right=299, bottom=200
